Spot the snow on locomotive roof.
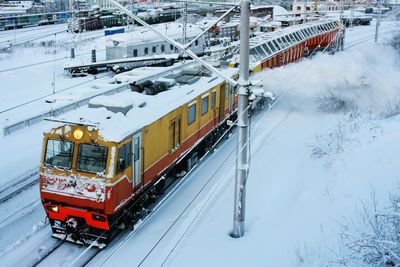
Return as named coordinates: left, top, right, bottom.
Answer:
left=105, top=22, right=202, bottom=46
left=54, top=63, right=235, bottom=142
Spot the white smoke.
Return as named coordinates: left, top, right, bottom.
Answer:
left=255, top=42, right=400, bottom=115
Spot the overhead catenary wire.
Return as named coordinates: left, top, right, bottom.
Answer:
left=0, top=72, right=112, bottom=115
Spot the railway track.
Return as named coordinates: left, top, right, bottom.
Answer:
left=34, top=241, right=100, bottom=267
left=0, top=168, right=39, bottom=204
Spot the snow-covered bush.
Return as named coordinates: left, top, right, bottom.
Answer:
left=309, top=110, right=361, bottom=159
left=316, top=91, right=355, bottom=113
left=382, top=98, right=400, bottom=119
left=341, top=191, right=400, bottom=267
left=390, top=31, right=400, bottom=53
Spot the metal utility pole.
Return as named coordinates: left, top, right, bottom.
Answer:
left=182, top=2, right=188, bottom=44
left=68, top=0, right=80, bottom=46
left=231, top=0, right=250, bottom=239
left=375, top=0, right=382, bottom=43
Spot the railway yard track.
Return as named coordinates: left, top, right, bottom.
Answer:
left=0, top=169, right=39, bottom=204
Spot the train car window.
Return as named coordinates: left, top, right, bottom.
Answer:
left=152, top=46, right=156, bottom=53
left=261, top=44, right=271, bottom=55
left=297, top=31, right=305, bottom=40
left=310, top=27, right=317, bottom=35
left=161, top=45, right=165, bottom=53
left=212, top=91, right=216, bottom=108
left=133, top=49, right=138, bottom=57
left=144, top=47, right=148, bottom=55
left=289, top=34, right=296, bottom=44
left=116, top=143, right=132, bottom=174
left=283, top=36, right=292, bottom=46
left=255, top=46, right=266, bottom=58
left=267, top=42, right=277, bottom=53
left=201, top=95, right=209, bottom=116
left=250, top=48, right=262, bottom=61
left=170, top=44, right=173, bottom=51
left=169, top=117, right=181, bottom=150
left=76, top=144, right=108, bottom=174
left=277, top=38, right=286, bottom=48
left=188, top=103, right=196, bottom=125
left=44, top=139, right=74, bottom=170
left=272, top=40, right=281, bottom=51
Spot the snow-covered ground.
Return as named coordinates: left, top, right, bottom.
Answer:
left=0, top=19, right=399, bottom=266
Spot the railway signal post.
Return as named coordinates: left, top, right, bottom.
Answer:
left=231, top=0, right=250, bottom=239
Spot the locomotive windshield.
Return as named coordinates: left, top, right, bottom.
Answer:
left=44, top=139, right=74, bottom=169
left=76, top=143, right=108, bottom=174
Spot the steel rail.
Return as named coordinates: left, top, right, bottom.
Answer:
left=0, top=169, right=39, bottom=203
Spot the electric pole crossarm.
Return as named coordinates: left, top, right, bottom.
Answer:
left=183, top=4, right=238, bottom=49
left=107, top=0, right=238, bottom=86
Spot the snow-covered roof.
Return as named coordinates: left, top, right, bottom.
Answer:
left=53, top=63, right=236, bottom=142
left=105, top=22, right=203, bottom=47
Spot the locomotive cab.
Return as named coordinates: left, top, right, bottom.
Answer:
left=39, top=124, right=129, bottom=247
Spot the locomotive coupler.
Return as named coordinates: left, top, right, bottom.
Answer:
left=66, top=217, right=84, bottom=243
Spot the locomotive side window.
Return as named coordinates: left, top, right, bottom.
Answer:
left=144, top=47, right=148, bottom=55
left=201, top=94, right=209, bottom=116
left=133, top=49, right=138, bottom=57
left=152, top=46, right=156, bottom=53
left=44, top=139, right=74, bottom=169
left=161, top=45, right=165, bottom=53
left=116, top=143, right=132, bottom=174
left=188, top=103, right=196, bottom=125
left=76, top=144, right=108, bottom=174
left=169, top=117, right=181, bottom=150
left=211, top=90, right=216, bottom=108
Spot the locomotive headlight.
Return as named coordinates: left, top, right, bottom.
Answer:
left=73, top=129, right=84, bottom=140
left=46, top=205, right=59, bottom=213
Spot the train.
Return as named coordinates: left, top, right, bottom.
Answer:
left=0, top=11, right=79, bottom=30
left=0, top=7, right=181, bottom=31
left=39, top=19, right=340, bottom=247
left=76, top=7, right=181, bottom=32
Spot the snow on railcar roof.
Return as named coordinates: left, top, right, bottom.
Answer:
left=53, top=63, right=236, bottom=142
left=105, top=22, right=202, bottom=46
left=248, top=19, right=338, bottom=48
